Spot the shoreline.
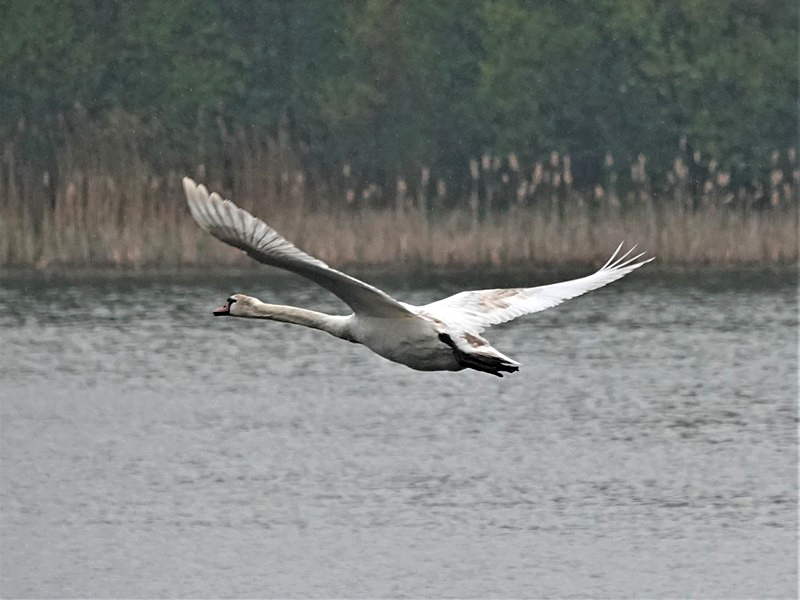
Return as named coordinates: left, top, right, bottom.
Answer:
left=2, top=261, right=796, bottom=281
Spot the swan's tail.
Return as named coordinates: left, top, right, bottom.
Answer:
left=459, top=352, right=520, bottom=378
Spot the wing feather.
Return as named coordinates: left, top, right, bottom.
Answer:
left=421, top=243, right=653, bottom=334
left=183, top=177, right=415, bottom=318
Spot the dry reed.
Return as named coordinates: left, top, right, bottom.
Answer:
left=1, top=122, right=797, bottom=270
left=1, top=175, right=796, bottom=269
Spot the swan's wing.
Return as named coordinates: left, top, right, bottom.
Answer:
left=183, top=178, right=415, bottom=318
left=421, top=243, right=653, bottom=334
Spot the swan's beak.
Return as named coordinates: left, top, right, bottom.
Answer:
left=213, top=303, right=230, bottom=316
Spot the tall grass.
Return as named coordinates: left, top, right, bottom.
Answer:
left=1, top=120, right=797, bottom=269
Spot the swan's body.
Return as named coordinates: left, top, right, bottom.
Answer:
left=184, top=177, right=653, bottom=376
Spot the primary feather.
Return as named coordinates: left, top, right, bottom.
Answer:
left=420, top=243, right=654, bottom=335
left=183, top=178, right=414, bottom=318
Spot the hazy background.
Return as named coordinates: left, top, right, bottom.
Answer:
left=0, top=0, right=798, bottom=267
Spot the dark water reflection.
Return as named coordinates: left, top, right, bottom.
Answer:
left=1, top=267, right=797, bottom=598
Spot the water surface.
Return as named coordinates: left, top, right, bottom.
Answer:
left=1, top=267, right=797, bottom=598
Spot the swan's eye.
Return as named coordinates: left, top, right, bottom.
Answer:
left=227, top=297, right=236, bottom=305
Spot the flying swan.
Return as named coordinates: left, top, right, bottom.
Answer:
left=183, top=177, right=653, bottom=377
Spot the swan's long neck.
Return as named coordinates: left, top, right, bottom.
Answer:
left=237, top=299, right=352, bottom=340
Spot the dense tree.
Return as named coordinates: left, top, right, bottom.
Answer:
left=319, top=0, right=484, bottom=182
left=480, top=0, right=798, bottom=183
left=0, top=0, right=796, bottom=191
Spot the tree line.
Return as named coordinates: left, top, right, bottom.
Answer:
left=1, top=0, right=797, bottom=204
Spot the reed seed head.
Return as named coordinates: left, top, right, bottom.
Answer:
left=469, top=159, right=479, bottom=180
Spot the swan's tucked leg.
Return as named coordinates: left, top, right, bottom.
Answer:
left=437, top=333, right=519, bottom=377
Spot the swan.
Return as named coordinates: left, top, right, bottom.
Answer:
left=183, top=177, right=653, bottom=377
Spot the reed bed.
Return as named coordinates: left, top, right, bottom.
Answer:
left=1, top=124, right=797, bottom=269
left=1, top=174, right=795, bottom=269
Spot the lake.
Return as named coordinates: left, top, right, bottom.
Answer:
left=1, top=267, right=797, bottom=598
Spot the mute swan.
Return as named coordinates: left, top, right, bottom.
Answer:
left=183, top=177, right=653, bottom=376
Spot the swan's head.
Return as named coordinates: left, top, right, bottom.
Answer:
left=213, top=293, right=251, bottom=316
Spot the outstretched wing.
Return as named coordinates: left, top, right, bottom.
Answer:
left=183, top=177, right=415, bottom=318
left=420, top=244, right=653, bottom=334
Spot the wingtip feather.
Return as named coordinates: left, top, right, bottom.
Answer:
left=182, top=177, right=207, bottom=229
left=601, top=242, right=625, bottom=269
left=601, top=242, right=655, bottom=273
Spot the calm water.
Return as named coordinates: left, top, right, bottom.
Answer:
left=1, top=267, right=797, bottom=598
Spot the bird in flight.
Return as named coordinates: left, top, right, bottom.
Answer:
left=184, top=178, right=652, bottom=376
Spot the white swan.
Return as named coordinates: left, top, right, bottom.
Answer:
left=183, top=177, right=653, bottom=376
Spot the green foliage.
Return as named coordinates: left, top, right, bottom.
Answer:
left=480, top=0, right=798, bottom=181
left=318, top=0, right=483, bottom=182
left=0, top=0, right=796, bottom=188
